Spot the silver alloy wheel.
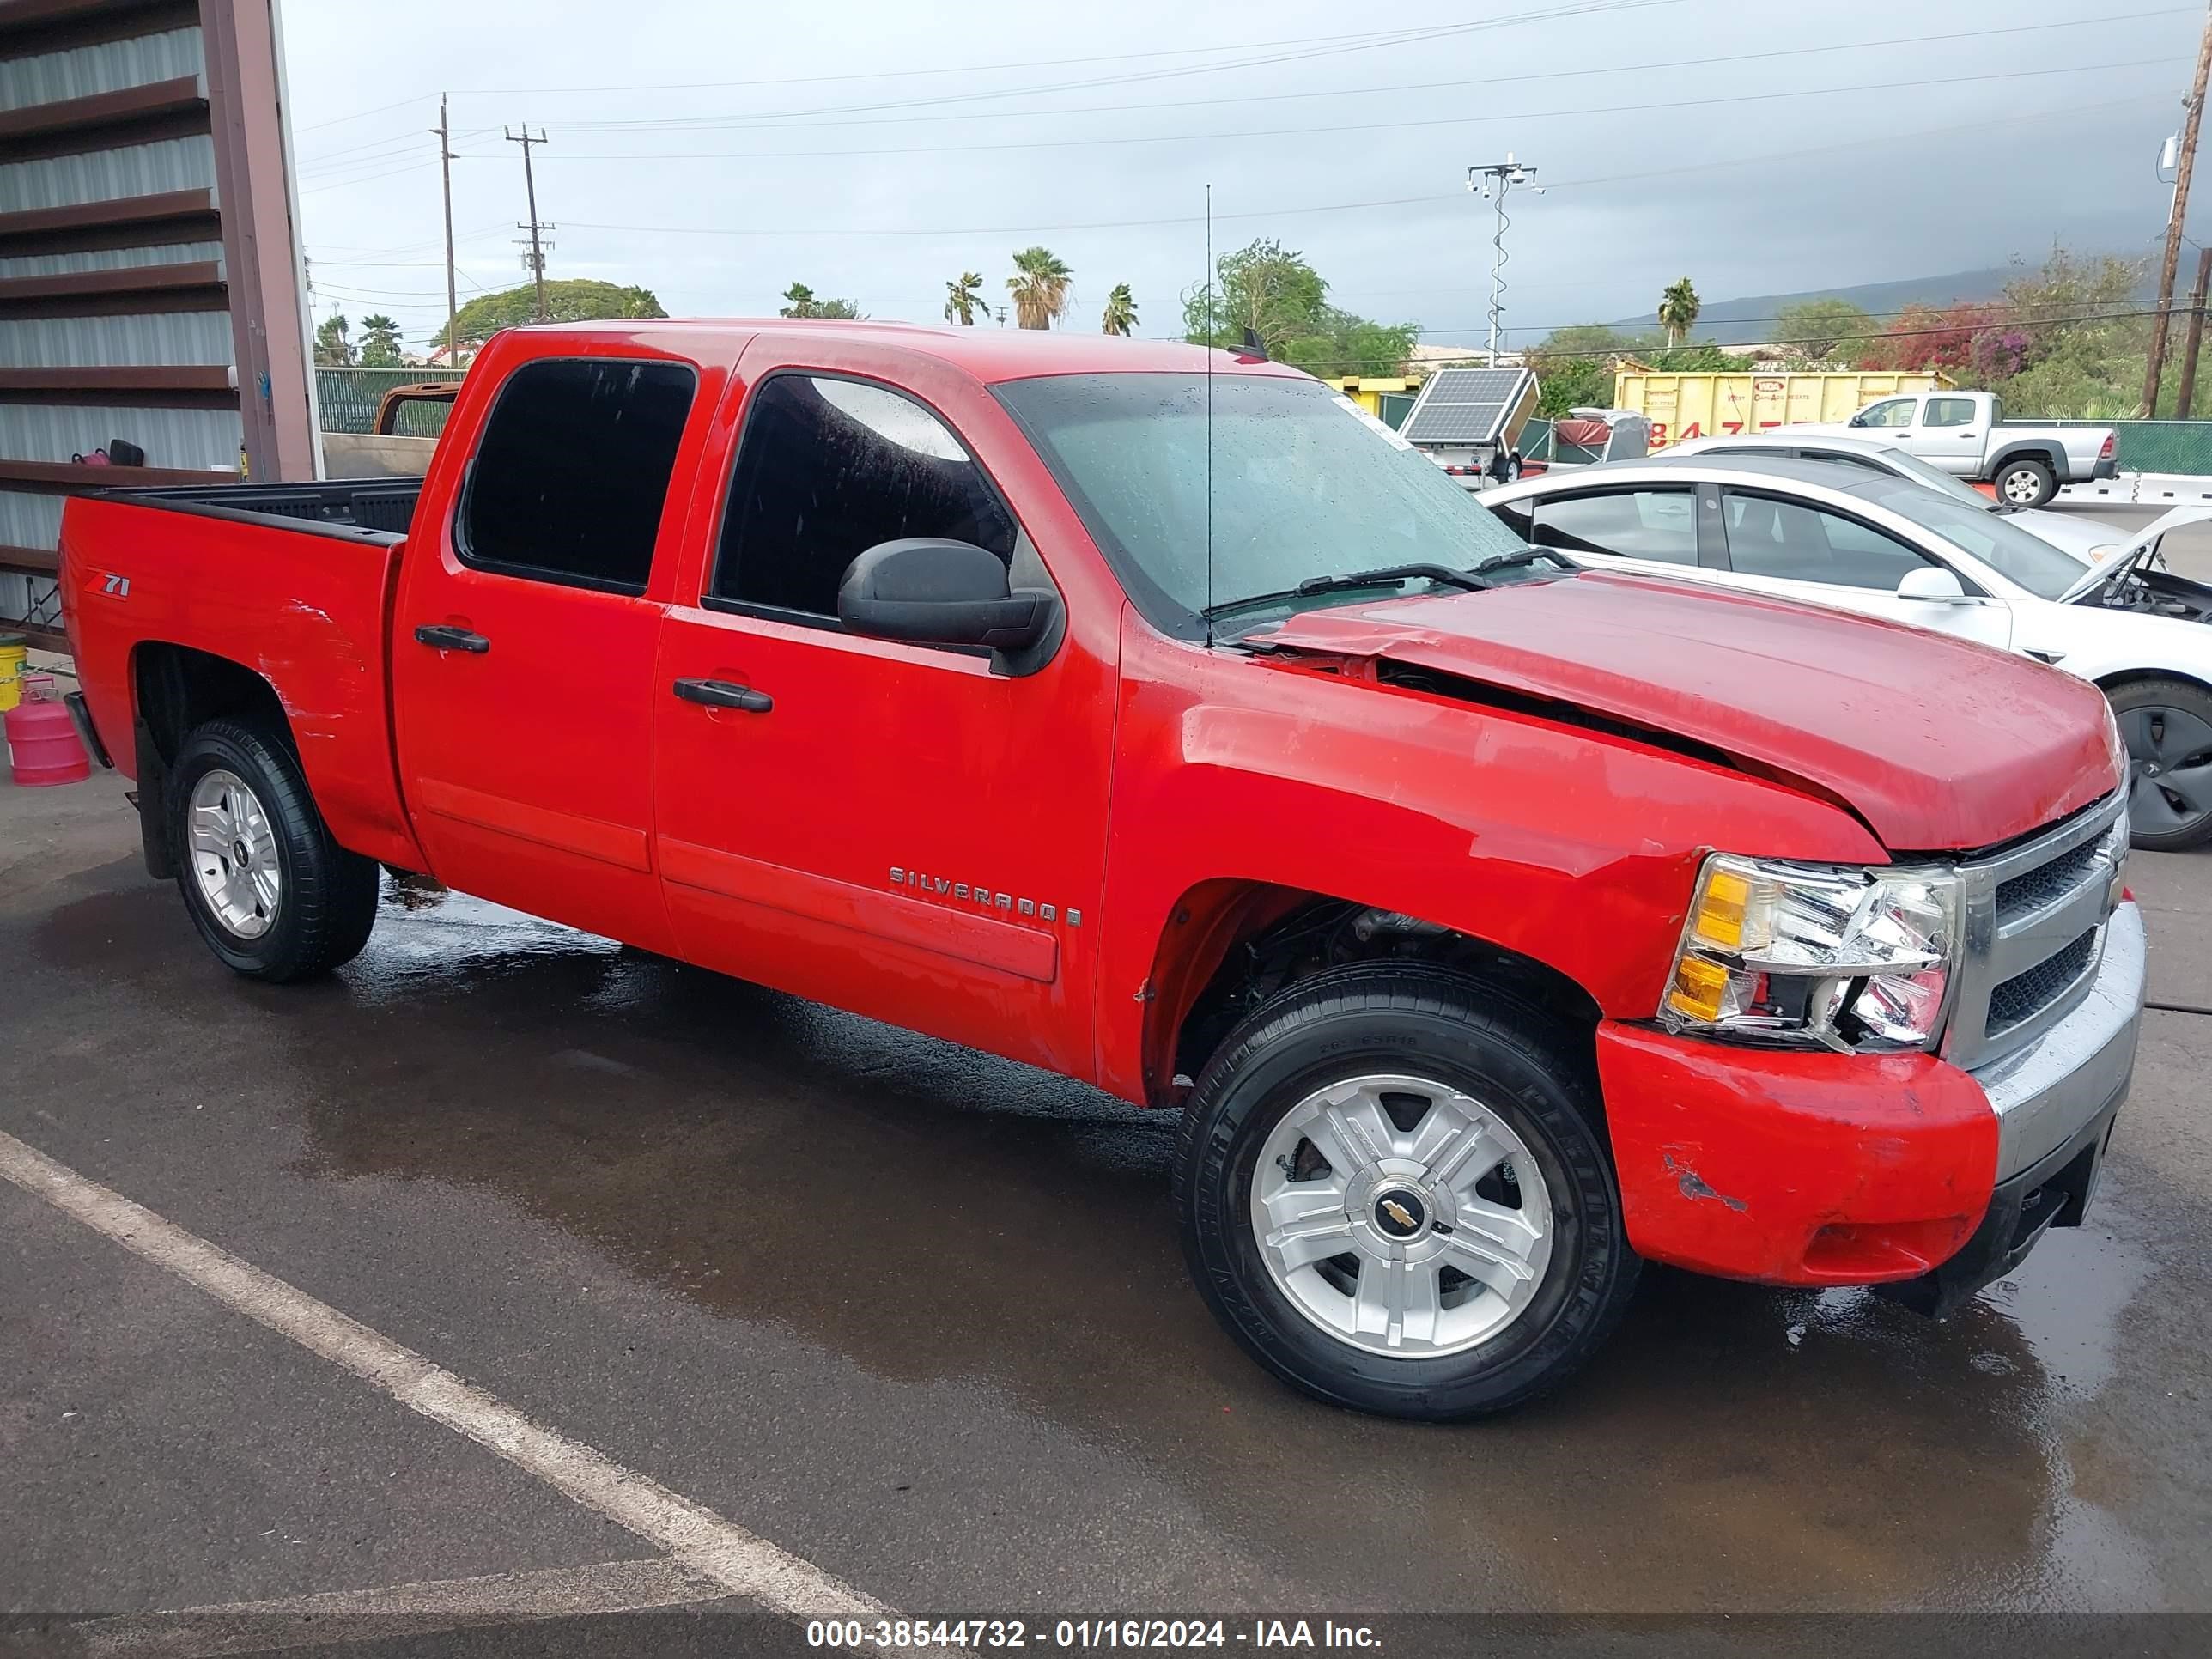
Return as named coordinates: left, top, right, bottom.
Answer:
left=1999, top=465, right=2046, bottom=505
left=1249, top=1073, right=1554, bottom=1358
left=187, top=769, right=282, bottom=940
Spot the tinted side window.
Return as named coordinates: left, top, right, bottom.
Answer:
left=1529, top=489, right=1698, bottom=565
left=713, top=374, right=1017, bottom=617
left=1723, top=492, right=1936, bottom=590
left=1923, top=398, right=1977, bottom=428
left=459, top=358, right=696, bottom=593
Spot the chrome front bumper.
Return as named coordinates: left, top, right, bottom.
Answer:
left=1969, top=900, right=2145, bottom=1180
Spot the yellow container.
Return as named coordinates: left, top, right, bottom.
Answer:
left=1613, top=368, right=1954, bottom=448
left=0, top=639, right=26, bottom=714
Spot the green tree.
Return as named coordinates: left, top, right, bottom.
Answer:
left=943, top=272, right=988, bottom=325
left=435, top=280, right=666, bottom=348
left=1772, top=298, right=1876, bottom=365
left=1182, top=238, right=1328, bottom=356
left=1007, top=246, right=1073, bottom=329
left=357, top=313, right=404, bottom=368
left=1100, top=282, right=1137, bottom=336
left=1535, top=323, right=1635, bottom=358
left=779, top=282, right=861, bottom=319
left=313, top=313, right=354, bottom=367
left=1657, top=277, right=1700, bottom=348
left=1176, top=238, right=1415, bottom=374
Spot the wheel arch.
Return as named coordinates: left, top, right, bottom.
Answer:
left=1987, top=441, right=2062, bottom=478
left=1141, top=877, right=1605, bottom=1111
left=132, top=640, right=296, bottom=769
left=2094, top=665, right=2212, bottom=699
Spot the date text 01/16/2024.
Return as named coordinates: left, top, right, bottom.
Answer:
left=805, top=1620, right=1381, bottom=1650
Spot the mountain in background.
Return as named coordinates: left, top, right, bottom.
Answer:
left=1607, top=264, right=2159, bottom=345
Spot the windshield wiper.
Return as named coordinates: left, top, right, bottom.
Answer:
left=1200, top=562, right=1486, bottom=622
left=1473, top=548, right=1578, bottom=579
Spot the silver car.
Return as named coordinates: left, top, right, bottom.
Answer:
left=1651, top=431, right=2133, bottom=568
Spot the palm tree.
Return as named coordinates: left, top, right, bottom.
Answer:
left=1006, top=246, right=1073, bottom=330
left=358, top=313, right=403, bottom=367
left=1658, top=277, right=1700, bottom=348
left=944, top=272, right=988, bottom=326
left=1100, top=283, right=1137, bottom=337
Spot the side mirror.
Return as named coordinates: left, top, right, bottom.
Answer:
left=1897, top=567, right=1968, bottom=603
left=837, top=538, right=1058, bottom=654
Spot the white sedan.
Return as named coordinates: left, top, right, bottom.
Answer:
left=1480, top=456, right=2212, bottom=849
left=1654, top=430, right=2134, bottom=567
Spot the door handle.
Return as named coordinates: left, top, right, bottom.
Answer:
left=673, top=677, right=772, bottom=714
left=414, top=623, right=489, bottom=654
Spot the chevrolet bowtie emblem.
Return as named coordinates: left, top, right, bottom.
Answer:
left=1381, top=1199, right=1416, bottom=1230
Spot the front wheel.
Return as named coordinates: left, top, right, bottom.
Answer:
left=1174, top=964, right=1638, bottom=1419
left=1996, top=457, right=2057, bottom=507
left=170, top=719, right=380, bottom=981
left=2110, top=678, right=2212, bottom=850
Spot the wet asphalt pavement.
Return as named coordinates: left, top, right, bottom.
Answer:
left=3, top=506, right=2210, bottom=1636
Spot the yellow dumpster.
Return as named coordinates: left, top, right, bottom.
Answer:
left=1613, top=368, right=1954, bottom=449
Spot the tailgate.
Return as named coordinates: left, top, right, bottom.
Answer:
left=61, top=494, right=424, bottom=872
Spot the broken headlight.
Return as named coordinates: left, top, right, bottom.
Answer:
left=1662, top=854, right=1961, bottom=1052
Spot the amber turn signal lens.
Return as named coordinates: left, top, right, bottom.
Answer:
left=1692, top=866, right=1750, bottom=949
left=1667, top=955, right=1732, bottom=1022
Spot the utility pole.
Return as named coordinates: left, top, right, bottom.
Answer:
left=2178, top=245, right=2212, bottom=418
left=505, top=125, right=552, bottom=324
left=2143, top=3, right=2212, bottom=414
left=434, top=96, right=459, bottom=367
left=1468, top=155, right=1541, bottom=365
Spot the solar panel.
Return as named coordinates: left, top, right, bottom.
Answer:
left=1399, top=366, right=1538, bottom=448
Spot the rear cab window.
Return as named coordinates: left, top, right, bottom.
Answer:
left=458, top=357, right=698, bottom=594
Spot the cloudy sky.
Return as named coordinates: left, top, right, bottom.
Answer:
left=278, top=0, right=2200, bottom=353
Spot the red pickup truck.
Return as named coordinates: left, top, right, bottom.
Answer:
left=60, top=321, right=2146, bottom=1419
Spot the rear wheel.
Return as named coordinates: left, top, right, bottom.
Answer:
left=2110, top=679, right=2212, bottom=850
left=170, top=719, right=380, bottom=980
left=1175, top=964, right=1638, bottom=1419
left=1996, top=457, right=2057, bottom=507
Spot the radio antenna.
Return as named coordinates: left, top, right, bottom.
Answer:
left=1204, top=181, right=1215, bottom=650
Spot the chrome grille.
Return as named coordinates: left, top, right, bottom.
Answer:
left=1988, top=928, right=2100, bottom=1033
left=1943, top=793, right=2127, bottom=1073
left=1994, top=839, right=2105, bottom=921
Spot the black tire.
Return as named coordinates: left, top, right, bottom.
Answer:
left=1995, top=456, right=2057, bottom=507
left=168, top=718, right=380, bottom=981
left=1175, top=963, right=1638, bottom=1420
left=2109, top=678, right=2212, bottom=851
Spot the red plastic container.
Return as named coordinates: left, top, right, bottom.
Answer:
left=5, top=688, right=90, bottom=787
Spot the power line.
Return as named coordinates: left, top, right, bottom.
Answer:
left=544, top=92, right=2146, bottom=246
left=538, top=9, right=2195, bottom=137
left=531, top=58, right=2171, bottom=163
left=291, top=6, right=1676, bottom=141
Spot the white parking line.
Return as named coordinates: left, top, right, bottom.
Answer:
left=0, top=1128, right=895, bottom=1631
left=76, top=1559, right=734, bottom=1659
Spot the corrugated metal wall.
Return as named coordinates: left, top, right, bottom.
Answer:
left=1, top=0, right=314, bottom=654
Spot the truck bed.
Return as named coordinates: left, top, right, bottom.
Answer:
left=59, top=482, right=428, bottom=874
left=117, top=476, right=423, bottom=536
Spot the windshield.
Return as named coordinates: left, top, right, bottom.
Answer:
left=1852, top=477, right=2086, bottom=599
left=995, top=372, right=1528, bottom=630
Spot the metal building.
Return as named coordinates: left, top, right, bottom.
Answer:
left=1, top=0, right=314, bottom=652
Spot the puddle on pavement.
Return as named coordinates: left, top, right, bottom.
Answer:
left=21, top=872, right=2179, bottom=1612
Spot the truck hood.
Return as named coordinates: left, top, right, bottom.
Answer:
left=1254, top=570, right=2120, bottom=852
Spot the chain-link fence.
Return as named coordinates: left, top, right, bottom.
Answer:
left=316, top=368, right=462, bottom=434
left=2045, top=419, right=2212, bottom=476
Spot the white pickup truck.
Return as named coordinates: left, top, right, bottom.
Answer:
left=1792, top=389, right=2117, bottom=507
